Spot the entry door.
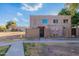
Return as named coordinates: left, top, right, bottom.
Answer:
left=39, top=27, right=44, bottom=37
left=72, top=28, right=76, bottom=37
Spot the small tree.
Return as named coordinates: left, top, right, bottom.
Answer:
left=65, top=3, right=79, bottom=16
left=6, top=21, right=16, bottom=29
left=0, top=26, right=6, bottom=32
left=71, top=12, right=79, bottom=25
left=58, top=8, right=71, bottom=15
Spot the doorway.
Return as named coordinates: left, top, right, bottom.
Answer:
left=71, top=28, right=76, bottom=37
left=38, top=26, right=45, bottom=37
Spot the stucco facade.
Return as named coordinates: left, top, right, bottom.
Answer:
left=76, top=27, right=79, bottom=37
left=26, top=15, right=71, bottom=38
left=25, top=28, right=39, bottom=39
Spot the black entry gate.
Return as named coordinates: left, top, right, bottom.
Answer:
left=39, top=27, right=45, bottom=37
left=71, top=28, right=76, bottom=37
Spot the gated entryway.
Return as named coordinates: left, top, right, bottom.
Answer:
left=71, top=28, right=76, bottom=37
left=38, top=26, right=45, bottom=37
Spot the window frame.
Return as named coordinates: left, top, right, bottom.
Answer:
left=42, top=18, right=48, bottom=25
left=63, top=19, right=68, bottom=23
left=53, top=19, right=58, bottom=23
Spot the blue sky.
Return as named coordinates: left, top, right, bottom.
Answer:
left=0, top=3, right=64, bottom=27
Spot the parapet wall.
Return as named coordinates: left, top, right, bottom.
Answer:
left=25, top=28, right=39, bottom=39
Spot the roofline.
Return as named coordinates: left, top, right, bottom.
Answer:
left=30, top=15, right=71, bottom=17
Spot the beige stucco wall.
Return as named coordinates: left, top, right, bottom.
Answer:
left=76, top=28, right=79, bottom=37
left=63, top=27, right=71, bottom=37
left=44, top=28, right=50, bottom=38
left=25, top=27, right=71, bottom=38
left=30, top=15, right=71, bottom=28
left=44, top=27, right=71, bottom=38
left=25, top=28, right=39, bottom=39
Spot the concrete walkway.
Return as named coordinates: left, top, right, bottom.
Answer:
left=5, top=40, right=24, bottom=56
left=23, top=40, right=79, bottom=43
left=23, top=38, right=79, bottom=43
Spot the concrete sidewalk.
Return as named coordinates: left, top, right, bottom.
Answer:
left=5, top=40, right=24, bottom=56
left=24, top=38, right=79, bottom=43
left=24, top=40, right=79, bottom=43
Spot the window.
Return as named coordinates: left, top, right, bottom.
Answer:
left=53, top=19, right=58, bottom=23
left=63, top=19, right=68, bottom=23
left=42, top=19, right=48, bottom=25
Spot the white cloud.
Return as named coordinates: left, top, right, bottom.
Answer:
left=21, top=3, right=43, bottom=11
left=17, top=12, right=23, bottom=16
left=13, top=17, right=26, bottom=22
left=13, top=17, right=19, bottom=22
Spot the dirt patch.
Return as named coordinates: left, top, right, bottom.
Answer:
left=24, top=43, right=79, bottom=56
left=0, top=32, right=25, bottom=40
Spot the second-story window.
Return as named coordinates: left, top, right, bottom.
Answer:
left=53, top=19, right=58, bottom=23
left=63, top=19, right=68, bottom=23
left=42, top=19, right=48, bottom=25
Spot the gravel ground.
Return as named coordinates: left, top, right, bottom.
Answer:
left=26, top=43, right=79, bottom=56
left=41, top=44, right=79, bottom=56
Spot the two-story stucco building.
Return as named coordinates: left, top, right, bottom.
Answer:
left=26, top=15, right=71, bottom=38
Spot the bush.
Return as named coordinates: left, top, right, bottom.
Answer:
left=0, top=26, right=6, bottom=32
